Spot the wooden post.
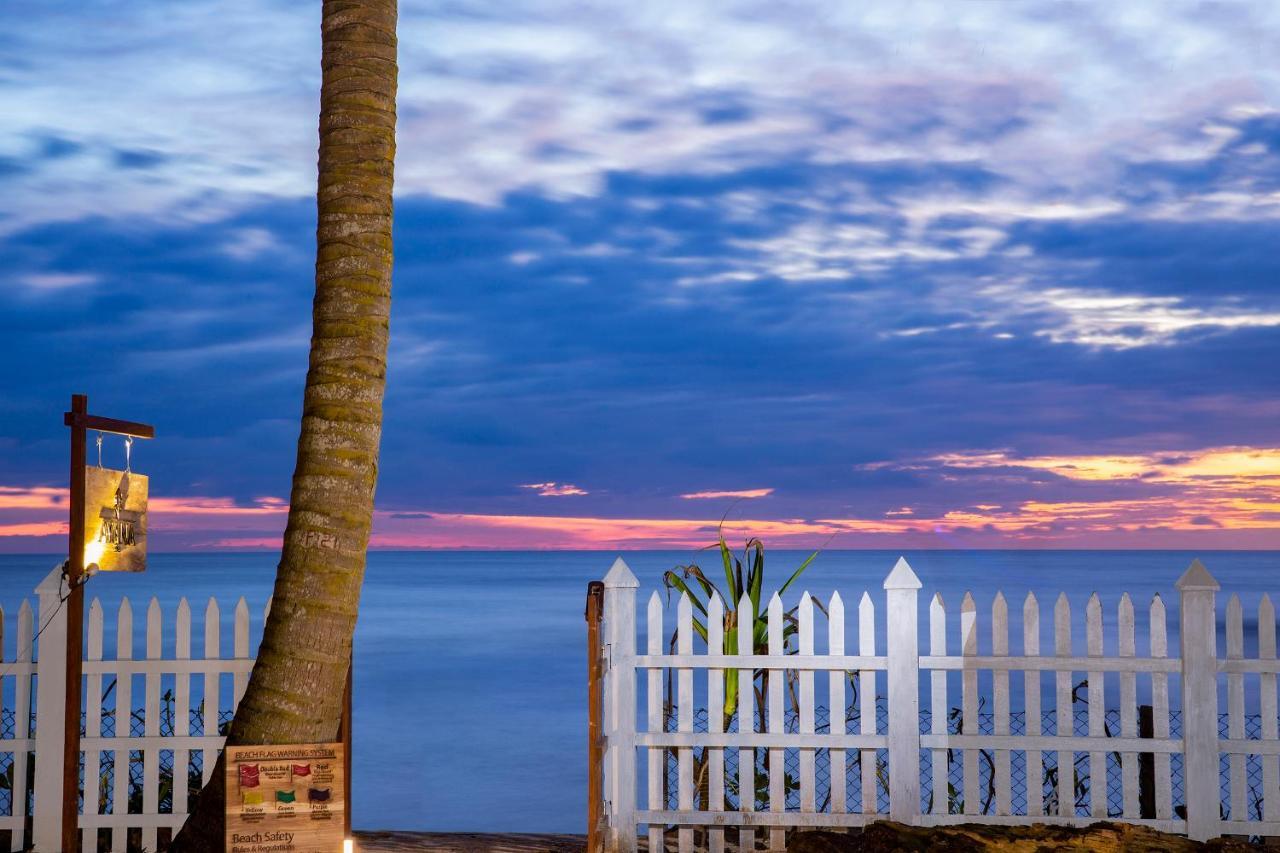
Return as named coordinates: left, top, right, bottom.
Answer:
left=585, top=581, right=605, bottom=853
left=883, top=557, right=922, bottom=824
left=1137, top=705, right=1155, bottom=819
left=63, top=393, right=87, bottom=853
left=32, top=564, right=70, bottom=852
left=1178, top=559, right=1220, bottom=842
left=602, top=558, right=638, bottom=853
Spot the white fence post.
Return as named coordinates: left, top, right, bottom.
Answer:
left=603, top=557, right=639, bottom=853
left=884, top=557, right=922, bottom=824
left=31, top=564, right=68, bottom=853
left=1178, top=559, right=1220, bottom=842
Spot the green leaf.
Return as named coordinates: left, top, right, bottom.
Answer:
left=778, top=548, right=819, bottom=596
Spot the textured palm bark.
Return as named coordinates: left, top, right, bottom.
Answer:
left=171, top=1, right=396, bottom=848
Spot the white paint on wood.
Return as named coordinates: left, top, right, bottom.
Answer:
left=1177, top=560, right=1220, bottom=842
left=883, top=556, right=922, bottom=825
left=828, top=591, right=847, bottom=815
left=706, top=593, right=725, bottom=853
left=858, top=591, right=876, bottom=815
left=1118, top=594, right=1138, bottom=819
left=929, top=593, right=948, bottom=815
left=602, top=557, right=639, bottom=853
left=1149, top=595, right=1172, bottom=820
left=1261, top=594, right=1279, bottom=823
left=1054, top=593, right=1073, bottom=818
left=174, top=597, right=192, bottom=818
left=766, top=593, right=785, bottom=851
left=992, top=592, right=1011, bottom=816
left=1226, top=593, right=1245, bottom=823
left=1023, top=592, right=1042, bottom=818
left=203, top=597, right=220, bottom=786
left=646, top=592, right=663, bottom=853
left=960, top=592, right=978, bottom=816
left=798, top=592, right=816, bottom=815
left=1085, top=593, right=1105, bottom=819
left=737, top=591, right=755, bottom=853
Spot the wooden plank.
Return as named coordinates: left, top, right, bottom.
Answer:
left=223, top=742, right=345, bottom=852
left=1054, top=594, right=1073, bottom=818
left=1149, top=595, right=1172, bottom=820
left=203, top=598, right=220, bottom=785
left=174, top=598, right=192, bottom=819
left=112, top=597, right=133, bottom=853
left=676, top=594, right=694, bottom=853
left=737, top=592, right=755, bottom=853
left=14, top=601, right=34, bottom=837
left=86, top=599, right=104, bottom=756
left=828, top=592, right=847, bottom=816
left=858, top=592, right=876, bottom=815
left=646, top=593, right=663, bottom=853
left=1261, top=594, right=1278, bottom=823
left=1225, top=594, right=1245, bottom=822
left=798, top=593, right=816, bottom=815
left=992, top=592, right=1011, bottom=816
left=1023, top=593, right=1042, bottom=818
left=142, top=598, right=162, bottom=852
left=637, top=733, right=888, bottom=749
left=917, top=655, right=1175, bottom=673
left=960, top=593, right=977, bottom=816
left=706, top=594, right=725, bottom=853
left=233, top=597, right=250, bottom=706
left=634, top=654, right=887, bottom=670
left=766, top=593, right=784, bottom=851
left=1118, top=594, right=1138, bottom=819
left=1177, top=560, right=1221, bottom=843
left=1085, top=593, right=1105, bottom=819
left=929, top=594, right=948, bottom=815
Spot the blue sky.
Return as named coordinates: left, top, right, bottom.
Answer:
left=3, top=1, right=1280, bottom=549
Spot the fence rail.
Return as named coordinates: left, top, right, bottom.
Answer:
left=594, top=556, right=1280, bottom=851
left=0, top=564, right=263, bottom=853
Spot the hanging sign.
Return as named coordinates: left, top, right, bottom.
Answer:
left=83, top=466, right=148, bottom=572
left=225, top=742, right=346, bottom=853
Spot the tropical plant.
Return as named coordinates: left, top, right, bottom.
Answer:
left=170, top=0, right=398, bottom=847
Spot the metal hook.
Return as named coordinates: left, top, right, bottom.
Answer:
left=124, top=435, right=133, bottom=473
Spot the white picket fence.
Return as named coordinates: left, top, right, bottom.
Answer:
left=597, top=556, right=1280, bottom=850
left=0, top=564, right=263, bottom=853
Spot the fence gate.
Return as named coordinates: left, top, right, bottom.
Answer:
left=593, top=556, right=1280, bottom=851
left=0, top=564, right=263, bottom=853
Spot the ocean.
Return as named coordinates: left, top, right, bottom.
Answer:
left=0, top=549, right=1277, bottom=831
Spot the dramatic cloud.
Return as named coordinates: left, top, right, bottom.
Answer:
left=1, top=2, right=1278, bottom=548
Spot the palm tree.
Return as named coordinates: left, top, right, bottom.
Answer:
left=170, top=0, right=397, bottom=846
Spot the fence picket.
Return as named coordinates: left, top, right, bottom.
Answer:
left=233, top=596, right=250, bottom=706
left=737, top=591, right=755, bottom=853
left=858, top=592, right=875, bottom=815
left=929, top=594, right=948, bottom=815
left=141, top=598, right=162, bottom=851
left=676, top=594, right=694, bottom=853
left=1149, top=595, right=1172, bottom=820
left=1261, top=594, right=1278, bottom=823
left=828, top=592, right=847, bottom=815
left=14, top=601, right=34, bottom=844
left=646, top=592, right=663, bottom=853
left=706, top=593, right=725, bottom=853
left=960, top=592, right=978, bottom=816
left=798, top=593, right=816, bottom=815
left=174, top=597, right=192, bottom=819
left=86, top=598, right=105, bottom=828
left=1226, top=594, right=1245, bottom=823
left=992, top=592, right=1011, bottom=816
left=203, top=598, right=220, bottom=785
left=1023, top=593, right=1042, bottom=817
left=1118, top=594, right=1138, bottom=819
left=767, top=593, right=785, bottom=851
left=112, top=598, right=134, bottom=853
left=1054, top=593, right=1073, bottom=818
left=1085, top=593, right=1105, bottom=819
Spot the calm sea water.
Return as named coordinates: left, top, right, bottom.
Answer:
left=0, top=549, right=1277, bottom=831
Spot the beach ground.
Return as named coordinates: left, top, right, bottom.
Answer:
left=355, top=831, right=587, bottom=852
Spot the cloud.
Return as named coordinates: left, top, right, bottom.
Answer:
left=680, top=488, right=774, bottom=500
left=520, top=482, right=589, bottom=497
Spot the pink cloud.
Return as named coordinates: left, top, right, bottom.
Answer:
left=680, top=488, right=774, bottom=500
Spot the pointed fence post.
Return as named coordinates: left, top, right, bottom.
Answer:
left=603, top=557, right=639, bottom=853
left=884, top=557, right=922, bottom=824
left=32, top=563, right=69, bottom=853
left=1178, top=559, right=1220, bottom=842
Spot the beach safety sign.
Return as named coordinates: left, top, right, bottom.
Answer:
left=224, top=742, right=345, bottom=853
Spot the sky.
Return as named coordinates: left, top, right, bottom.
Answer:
left=2, top=1, right=1280, bottom=551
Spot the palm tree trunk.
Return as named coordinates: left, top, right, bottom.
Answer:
left=171, top=0, right=396, bottom=847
